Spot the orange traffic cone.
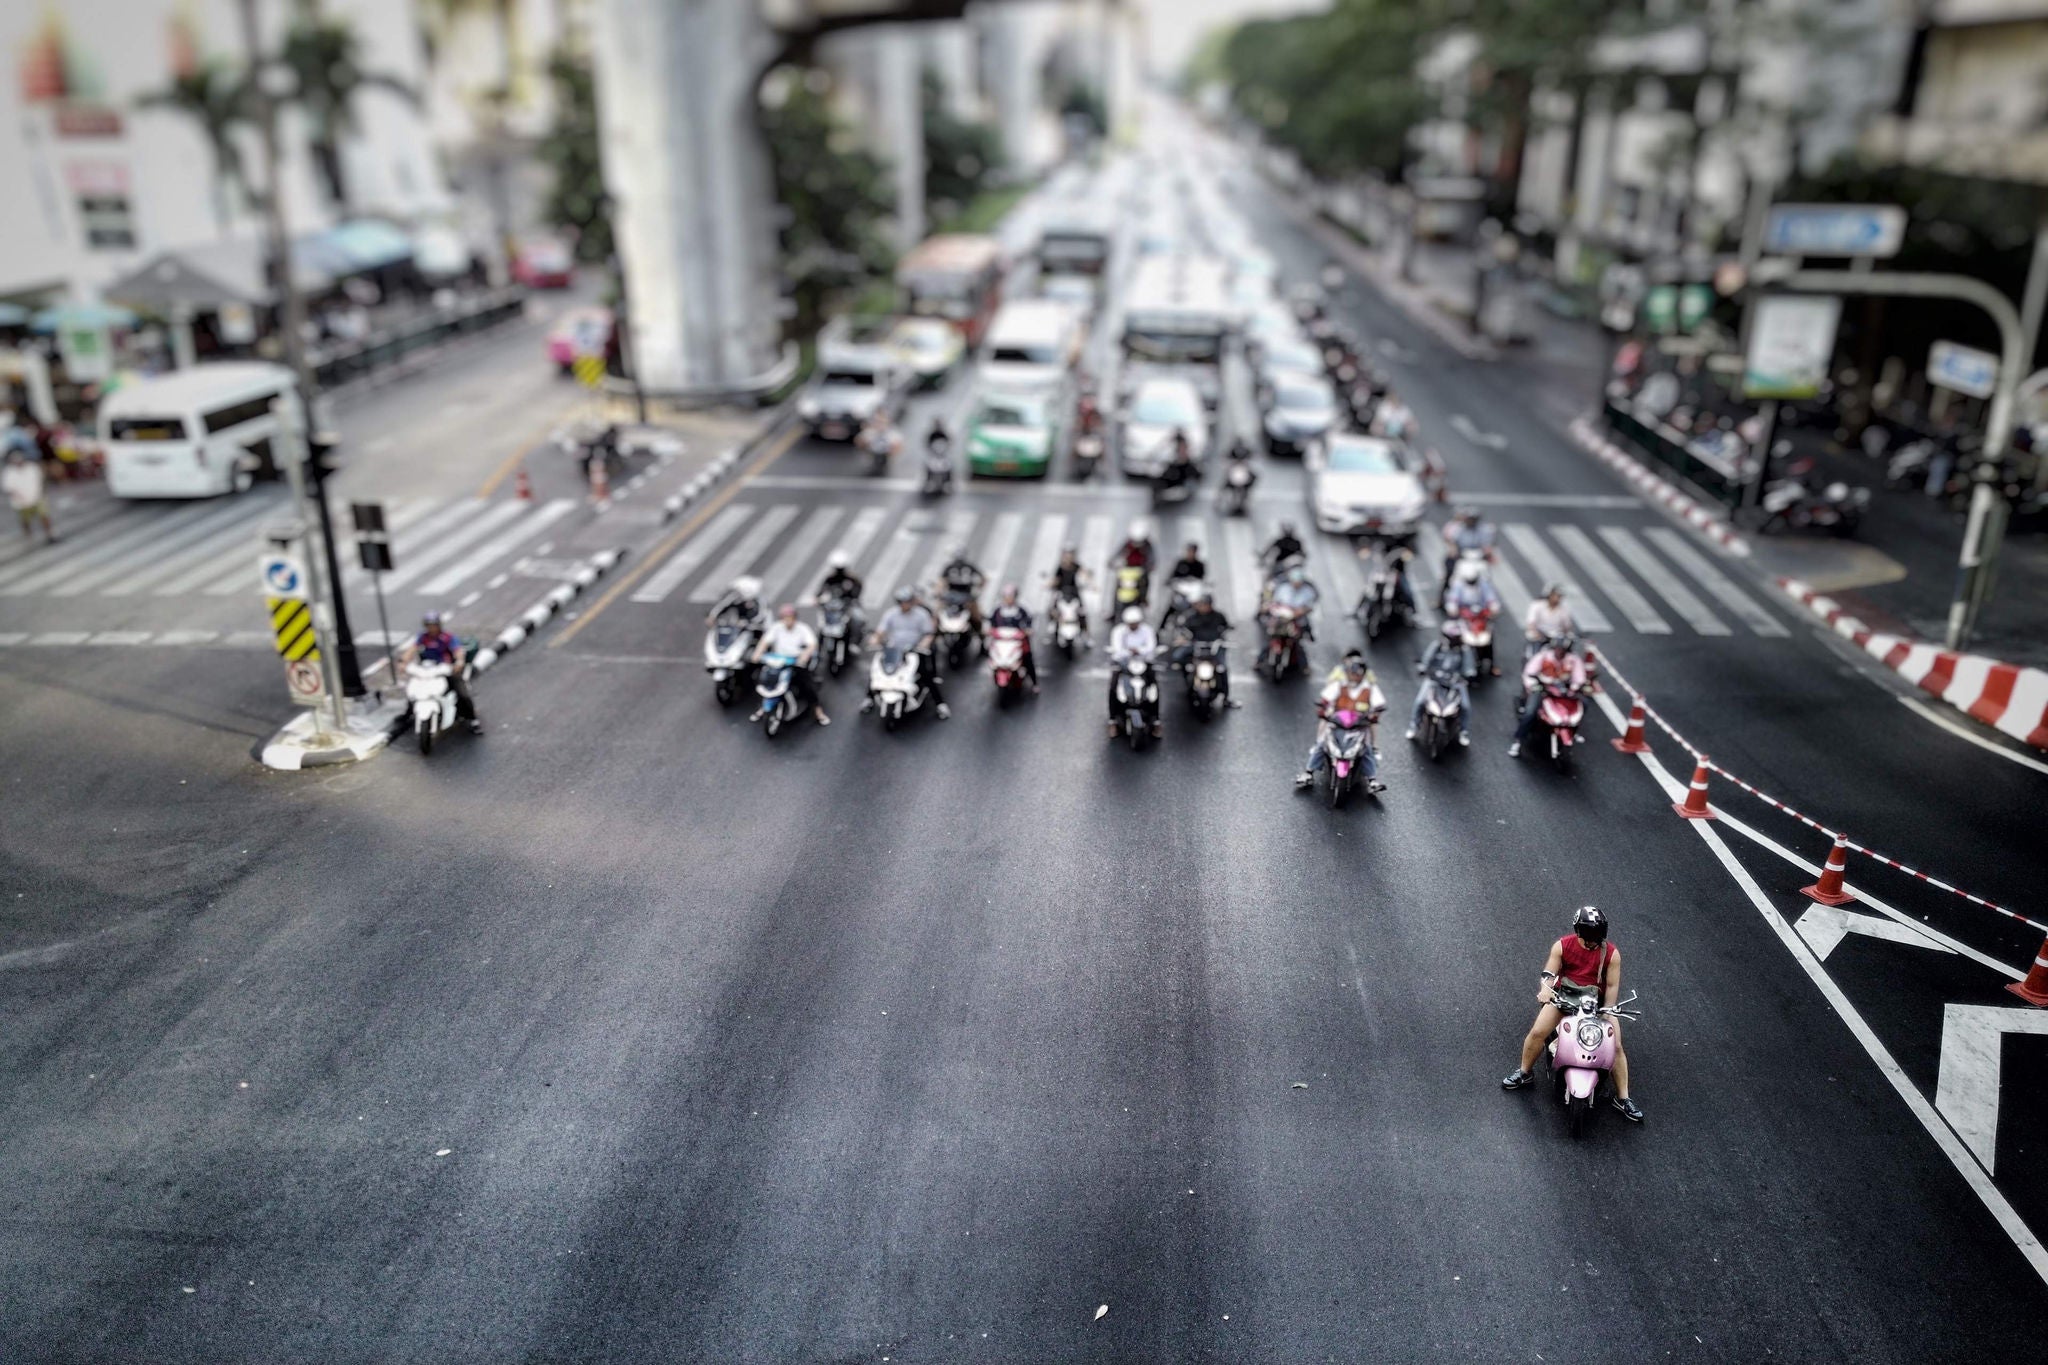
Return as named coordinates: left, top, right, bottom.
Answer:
left=1800, top=835, right=1857, bottom=906
left=1611, top=701, right=1650, bottom=754
left=1672, top=757, right=1714, bottom=820
left=2008, top=937, right=2048, bottom=1007
left=514, top=467, right=533, bottom=502
left=589, top=458, right=609, bottom=502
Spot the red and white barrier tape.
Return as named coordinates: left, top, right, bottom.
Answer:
left=1591, top=644, right=2047, bottom=937
left=1776, top=577, right=2048, bottom=752
left=1567, top=415, right=1751, bottom=557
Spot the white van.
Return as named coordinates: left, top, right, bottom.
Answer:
left=979, top=299, right=1082, bottom=392
left=100, top=362, right=303, bottom=499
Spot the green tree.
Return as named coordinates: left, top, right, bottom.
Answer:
left=135, top=59, right=254, bottom=230
left=537, top=51, right=611, bottom=263
left=275, top=11, right=418, bottom=213
left=1220, top=0, right=1430, bottom=180
left=921, top=69, right=1002, bottom=225
left=760, top=69, right=897, bottom=336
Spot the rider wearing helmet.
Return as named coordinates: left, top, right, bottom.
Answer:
left=1502, top=906, right=1641, bottom=1123
left=935, top=543, right=987, bottom=639
left=986, top=584, right=1039, bottom=692
left=1295, top=650, right=1386, bottom=792
left=1507, top=634, right=1587, bottom=757
left=1107, top=604, right=1161, bottom=738
left=866, top=585, right=950, bottom=719
left=1443, top=557, right=1502, bottom=676
left=402, top=610, right=482, bottom=733
left=1440, top=507, right=1497, bottom=597
left=705, top=574, right=766, bottom=642
left=1522, top=582, right=1576, bottom=660
left=1115, top=518, right=1157, bottom=572
left=1406, top=618, right=1472, bottom=747
left=818, top=549, right=867, bottom=638
left=1261, top=521, right=1306, bottom=573
left=1170, top=586, right=1238, bottom=707
left=1045, top=544, right=1093, bottom=644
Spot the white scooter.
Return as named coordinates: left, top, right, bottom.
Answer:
left=922, top=432, right=954, bottom=496
left=1050, top=591, right=1086, bottom=658
left=867, top=646, right=930, bottom=731
left=704, top=621, right=753, bottom=705
left=406, top=660, right=463, bottom=756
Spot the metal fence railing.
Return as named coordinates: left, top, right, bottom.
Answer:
left=309, top=288, right=529, bottom=392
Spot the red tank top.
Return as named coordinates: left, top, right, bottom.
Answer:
left=1557, top=935, right=1613, bottom=990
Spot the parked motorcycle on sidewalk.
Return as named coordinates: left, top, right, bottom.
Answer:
left=1546, top=987, right=1642, bottom=1138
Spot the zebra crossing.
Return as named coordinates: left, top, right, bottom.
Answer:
left=0, top=492, right=583, bottom=611
left=626, top=498, right=1793, bottom=640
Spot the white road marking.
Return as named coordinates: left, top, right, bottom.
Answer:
left=980, top=511, right=1028, bottom=593
left=1589, top=687, right=2048, bottom=1287
left=629, top=504, right=754, bottom=604
left=1794, top=904, right=1955, bottom=962
left=415, top=499, right=577, bottom=596
left=1221, top=518, right=1259, bottom=620
left=686, top=504, right=801, bottom=603
left=1898, top=695, right=2048, bottom=774
left=1597, top=526, right=1729, bottom=636
left=51, top=498, right=277, bottom=597
left=1937, top=1005, right=2048, bottom=1174
left=374, top=500, right=532, bottom=592
left=320, top=498, right=483, bottom=593
left=1024, top=513, right=1070, bottom=599
left=0, top=502, right=222, bottom=595
left=863, top=522, right=925, bottom=600
left=85, top=630, right=154, bottom=645
left=1500, top=524, right=1611, bottom=633
left=1449, top=414, right=1507, bottom=450
left=1550, top=525, right=1668, bottom=633
left=835, top=505, right=892, bottom=578
left=1640, top=528, right=1788, bottom=637
left=757, top=506, right=846, bottom=607
left=457, top=591, right=481, bottom=608
left=1079, top=514, right=1116, bottom=617
left=908, top=509, right=980, bottom=597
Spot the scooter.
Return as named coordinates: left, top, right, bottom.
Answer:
left=987, top=625, right=1033, bottom=704
left=1072, top=433, right=1104, bottom=480
left=1218, top=458, right=1256, bottom=515
left=1184, top=638, right=1227, bottom=720
left=1313, top=707, right=1377, bottom=808
left=1113, top=565, right=1150, bottom=613
left=1760, top=474, right=1869, bottom=537
left=1414, top=659, right=1466, bottom=761
left=819, top=595, right=857, bottom=677
left=1151, top=470, right=1196, bottom=510
left=922, top=433, right=953, bottom=496
left=704, top=621, right=753, bottom=705
left=1160, top=577, right=1205, bottom=633
left=1050, top=591, right=1087, bottom=658
left=867, top=646, right=929, bottom=731
left=752, top=652, right=807, bottom=738
left=1112, top=652, right=1161, bottom=751
left=1355, top=545, right=1413, bottom=640
left=1515, top=678, right=1587, bottom=772
left=937, top=591, right=977, bottom=671
left=1458, top=606, right=1498, bottom=682
left=1259, top=605, right=1309, bottom=681
left=862, top=425, right=900, bottom=477
left=1545, top=986, right=1641, bottom=1138
left=406, top=660, right=462, bottom=756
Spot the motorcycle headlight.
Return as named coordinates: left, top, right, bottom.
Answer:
left=1574, top=1021, right=1605, bottom=1051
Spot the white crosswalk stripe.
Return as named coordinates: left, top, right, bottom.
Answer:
left=1078, top=514, right=1115, bottom=616
left=416, top=499, right=578, bottom=597
left=863, top=522, right=925, bottom=601
left=756, top=506, right=845, bottom=607
left=1484, top=541, right=1535, bottom=632
left=836, top=505, right=891, bottom=579
left=0, top=502, right=223, bottom=596
left=48, top=498, right=276, bottom=598
left=1024, top=513, right=1069, bottom=602
left=1220, top=517, right=1259, bottom=620
left=981, top=511, right=1028, bottom=592
left=1597, top=526, right=1728, bottom=636
left=335, top=499, right=483, bottom=591
left=631, top=504, right=754, bottom=604
left=687, top=505, right=800, bottom=603
left=372, top=500, right=532, bottom=593
left=1501, top=524, right=1612, bottom=632
left=1549, top=524, right=1670, bottom=634
left=1641, top=529, right=1789, bottom=637
left=912, top=510, right=980, bottom=595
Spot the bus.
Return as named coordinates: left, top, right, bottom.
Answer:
left=99, top=361, right=304, bottom=498
left=1037, top=213, right=1113, bottom=278
left=1121, top=255, right=1231, bottom=365
left=895, top=234, right=1005, bottom=346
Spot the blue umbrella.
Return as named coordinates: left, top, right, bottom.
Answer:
left=31, top=302, right=139, bottom=332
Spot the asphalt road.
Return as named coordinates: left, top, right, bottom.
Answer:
left=2, top=124, right=2044, bottom=1362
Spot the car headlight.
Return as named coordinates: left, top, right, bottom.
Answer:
left=1393, top=497, right=1427, bottom=523
left=799, top=397, right=820, bottom=418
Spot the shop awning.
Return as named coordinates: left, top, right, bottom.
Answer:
left=318, top=220, right=415, bottom=273
left=103, top=237, right=335, bottom=312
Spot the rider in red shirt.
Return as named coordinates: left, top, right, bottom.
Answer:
left=1501, top=906, right=1641, bottom=1122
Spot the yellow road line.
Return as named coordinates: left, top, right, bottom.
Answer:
left=550, top=423, right=802, bottom=648
left=476, top=409, right=575, bottom=498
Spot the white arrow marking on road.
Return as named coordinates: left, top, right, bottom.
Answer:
left=1793, top=905, right=1955, bottom=962
left=1449, top=414, right=1507, bottom=450
left=1936, top=1005, right=2048, bottom=1174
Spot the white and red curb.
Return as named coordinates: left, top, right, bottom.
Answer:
left=1568, top=415, right=1750, bottom=557
left=471, top=547, right=626, bottom=675
left=1776, top=577, right=2048, bottom=751
left=662, top=444, right=747, bottom=523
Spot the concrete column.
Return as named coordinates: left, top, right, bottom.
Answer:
left=981, top=5, right=1042, bottom=173
left=871, top=27, right=927, bottom=252
left=590, top=0, right=782, bottom=391
left=922, top=22, right=980, bottom=121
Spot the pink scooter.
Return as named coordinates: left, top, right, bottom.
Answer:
left=1544, top=981, right=1641, bottom=1138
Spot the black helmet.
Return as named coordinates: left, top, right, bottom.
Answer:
left=1571, top=905, right=1608, bottom=944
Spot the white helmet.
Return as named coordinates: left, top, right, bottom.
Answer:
left=1121, top=606, right=1143, bottom=626
left=1456, top=559, right=1483, bottom=585
left=732, top=574, right=764, bottom=600
left=826, top=550, right=850, bottom=570
left=1130, top=518, right=1154, bottom=541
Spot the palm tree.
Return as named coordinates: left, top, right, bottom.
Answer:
left=135, top=59, right=255, bottom=232
left=275, top=13, right=419, bottom=214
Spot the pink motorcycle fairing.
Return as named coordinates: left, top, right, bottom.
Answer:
left=1550, top=1003, right=1618, bottom=1100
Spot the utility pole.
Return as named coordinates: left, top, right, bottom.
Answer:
left=237, top=0, right=366, bottom=698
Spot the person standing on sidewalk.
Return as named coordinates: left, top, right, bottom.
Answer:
left=3, top=449, right=55, bottom=544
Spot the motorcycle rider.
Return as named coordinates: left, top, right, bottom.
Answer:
left=865, top=585, right=951, bottom=720
left=750, top=602, right=830, bottom=727
left=1045, top=545, right=1093, bottom=645
left=1261, top=521, right=1306, bottom=574
left=1522, top=582, right=1577, bottom=661
left=1107, top=605, right=1161, bottom=739
left=1443, top=559, right=1503, bottom=676
left=1114, top=518, right=1157, bottom=572
left=934, top=544, right=988, bottom=640
left=1405, top=619, right=1472, bottom=747
left=398, top=611, right=482, bottom=734
left=1373, top=387, right=1416, bottom=440
left=818, top=550, right=867, bottom=641
left=1265, top=564, right=1320, bottom=641
left=1294, top=650, right=1386, bottom=792
left=1440, top=507, right=1498, bottom=595
left=924, top=419, right=955, bottom=491
left=1157, top=429, right=1199, bottom=494
left=705, top=574, right=766, bottom=644
left=986, top=584, right=1039, bottom=692
left=1161, top=541, right=1208, bottom=626
left=1173, top=588, right=1239, bottom=707
left=858, top=409, right=902, bottom=468
left=1507, top=635, right=1588, bottom=757
left=1356, top=540, right=1418, bottom=619
left=1502, top=905, right=1641, bottom=1123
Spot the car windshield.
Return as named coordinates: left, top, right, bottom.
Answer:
left=975, top=393, right=1047, bottom=428
left=898, top=328, right=950, bottom=354
left=820, top=369, right=880, bottom=387
left=1275, top=378, right=1333, bottom=412
left=1131, top=386, right=1199, bottom=426
left=1268, top=344, right=1322, bottom=372
left=1326, top=439, right=1404, bottom=474
left=990, top=344, right=1061, bottom=366
left=108, top=417, right=188, bottom=441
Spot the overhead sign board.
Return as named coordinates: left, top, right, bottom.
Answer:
left=1763, top=204, right=1907, bottom=259
left=1927, top=340, right=1998, bottom=400
left=1744, top=295, right=1842, bottom=400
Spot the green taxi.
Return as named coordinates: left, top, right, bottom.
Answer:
left=965, top=387, right=1066, bottom=478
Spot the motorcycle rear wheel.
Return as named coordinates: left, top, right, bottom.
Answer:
left=714, top=679, right=735, bottom=706
left=1325, top=770, right=1346, bottom=809
left=418, top=726, right=435, bottom=757
left=1426, top=719, right=1444, bottom=761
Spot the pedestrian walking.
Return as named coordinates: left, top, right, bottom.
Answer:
left=3, top=448, right=55, bottom=543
